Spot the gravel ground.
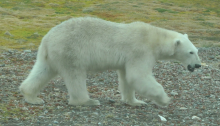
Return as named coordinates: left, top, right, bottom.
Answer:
left=0, top=47, right=220, bottom=126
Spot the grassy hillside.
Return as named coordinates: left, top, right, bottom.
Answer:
left=0, top=0, right=219, bottom=50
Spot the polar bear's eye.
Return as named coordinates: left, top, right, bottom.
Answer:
left=190, top=52, right=194, bottom=54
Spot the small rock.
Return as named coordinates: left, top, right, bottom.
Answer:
left=202, top=76, right=212, bottom=80
left=39, top=116, right=44, bottom=118
left=201, top=63, right=208, bottom=66
left=116, top=90, right=120, bottom=94
left=180, top=107, right=188, bottom=110
left=44, top=110, right=48, bottom=114
left=54, top=88, right=59, bottom=91
left=170, top=90, right=178, bottom=96
left=98, top=122, right=102, bottom=125
left=93, top=83, right=98, bottom=85
left=0, top=64, right=5, bottom=67
left=109, top=99, right=115, bottom=103
left=4, top=31, right=14, bottom=37
left=24, top=50, right=32, bottom=53
left=92, top=112, right=99, bottom=116
left=22, top=107, right=28, bottom=110
left=37, top=120, right=40, bottom=124
left=64, top=112, right=71, bottom=116
left=114, top=117, right=121, bottom=120
left=192, top=116, right=201, bottom=120
left=158, top=115, right=167, bottom=121
left=210, top=94, right=215, bottom=98
left=53, top=120, right=59, bottom=124
left=209, top=56, right=215, bottom=60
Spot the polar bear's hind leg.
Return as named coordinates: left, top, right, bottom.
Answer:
left=19, top=61, right=57, bottom=104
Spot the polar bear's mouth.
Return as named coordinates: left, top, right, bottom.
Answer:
left=187, top=65, right=195, bottom=72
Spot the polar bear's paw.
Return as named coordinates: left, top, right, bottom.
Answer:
left=152, top=96, right=171, bottom=107
left=84, top=99, right=100, bottom=105
left=69, top=99, right=100, bottom=106
left=24, top=96, right=45, bottom=104
left=122, top=99, right=147, bottom=106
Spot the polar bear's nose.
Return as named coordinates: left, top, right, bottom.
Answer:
left=195, top=64, right=201, bottom=68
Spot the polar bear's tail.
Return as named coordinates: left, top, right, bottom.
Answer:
left=19, top=43, right=57, bottom=101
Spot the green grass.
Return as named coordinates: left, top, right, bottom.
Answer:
left=200, top=22, right=215, bottom=28
left=154, top=8, right=178, bottom=13
left=159, top=0, right=220, bottom=16
left=0, top=0, right=219, bottom=50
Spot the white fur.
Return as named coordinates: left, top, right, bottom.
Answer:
left=19, top=17, right=201, bottom=106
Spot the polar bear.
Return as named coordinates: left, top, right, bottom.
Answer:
left=19, top=17, right=201, bottom=106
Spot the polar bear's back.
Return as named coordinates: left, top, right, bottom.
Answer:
left=40, top=17, right=133, bottom=71
left=39, top=17, right=179, bottom=71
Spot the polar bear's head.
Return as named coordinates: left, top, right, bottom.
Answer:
left=171, top=34, right=201, bottom=72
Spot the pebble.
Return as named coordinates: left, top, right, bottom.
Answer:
left=92, top=112, right=99, bottom=116
left=180, top=107, right=188, bottom=110
left=37, top=120, right=40, bottom=124
left=93, top=82, right=98, bottom=85
left=54, top=88, right=59, bottom=91
left=170, top=90, right=178, bottom=96
left=0, top=64, right=5, bottom=67
left=209, top=56, right=215, bottom=60
left=4, top=31, right=13, bottom=37
left=22, top=107, right=28, bottom=110
left=109, top=99, right=115, bottom=103
left=44, top=110, right=48, bottom=114
left=192, top=116, right=201, bottom=120
left=202, top=76, right=212, bottom=80
left=54, top=120, right=59, bottom=124
left=24, top=50, right=32, bottom=53
left=114, top=117, right=121, bottom=120
left=158, top=115, right=167, bottom=121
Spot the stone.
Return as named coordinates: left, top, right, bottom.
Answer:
left=4, top=31, right=13, bottom=37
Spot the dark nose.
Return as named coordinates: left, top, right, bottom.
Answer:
left=195, top=64, right=201, bottom=68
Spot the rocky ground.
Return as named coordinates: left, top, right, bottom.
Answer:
left=0, top=47, right=220, bottom=126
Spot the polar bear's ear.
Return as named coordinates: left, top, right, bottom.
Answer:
left=167, top=39, right=181, bottom=56
left=184, top=34, right=188, bottom=38
left=169, top=40, right=180, bottom=56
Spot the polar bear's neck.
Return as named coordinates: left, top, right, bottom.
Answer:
left=145, top=25, right=181, bottom=61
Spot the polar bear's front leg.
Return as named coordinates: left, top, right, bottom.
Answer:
left=117, top=70, right=147, bottom=106
left=62, top=69, right=100, bottom=106
left=126, top=62, right=171, bottom=107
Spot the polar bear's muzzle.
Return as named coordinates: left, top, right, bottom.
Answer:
left=195, top=64, right=201, bottom=68
left=187, top=64, right=201, bottom=72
